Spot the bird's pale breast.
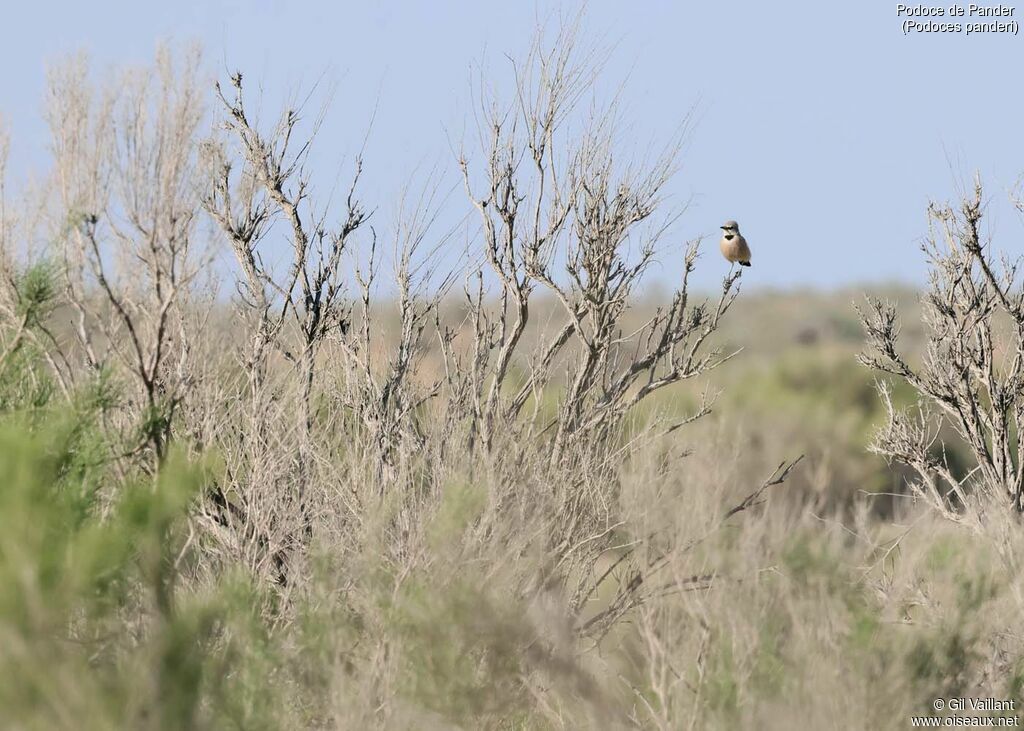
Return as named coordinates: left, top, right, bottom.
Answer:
left=720, top=234, right=751, bottom=263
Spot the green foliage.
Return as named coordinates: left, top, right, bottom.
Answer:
left=389, top=575, right=535, bottom=723
left=16, top=260, right=58, bottom=326
left=428, top=478, right=487, bottom=551
left=727, top=350, right=915, bottom=440
left=704, top=641, right=740, bottom=718
left=906, top=630, right=976, bottom=698
left=0, top=340, right=56, bottom=411
left=0, top=393, right=281, bottom=730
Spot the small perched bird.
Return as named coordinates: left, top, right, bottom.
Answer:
left=719, top=220, right=751, bottom=267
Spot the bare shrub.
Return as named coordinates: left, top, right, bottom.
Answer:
left=201, top=71, right=457, bottom=586
left=859, top=178, right=1024, bottom=518
left=416, top=22, right=769, bottom=660
left=43, top=48, right=210, bottom=467
left=200, top=72, right=372, bottom=584
left=451, top=22, right=742, bottom=468
left=858, top=183, right=1024, bottom=708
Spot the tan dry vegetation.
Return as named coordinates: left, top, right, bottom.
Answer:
left=1, top=24, right=1023, bottom=731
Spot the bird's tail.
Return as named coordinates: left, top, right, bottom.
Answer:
left=740, top=261, right=751, bottom=267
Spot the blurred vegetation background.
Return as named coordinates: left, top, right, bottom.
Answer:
left=5, top=278, right=1022, bottom=730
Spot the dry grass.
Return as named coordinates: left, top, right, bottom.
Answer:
left=0, top=27, right=1022, bottom=731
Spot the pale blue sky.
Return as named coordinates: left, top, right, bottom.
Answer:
left=2, top=0, right=1022, bottom=289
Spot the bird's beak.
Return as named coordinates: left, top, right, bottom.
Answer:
left=720, top=226, right=728, bottom=230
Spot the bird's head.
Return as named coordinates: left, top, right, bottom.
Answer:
left=720, top=220, right=740, bottom=234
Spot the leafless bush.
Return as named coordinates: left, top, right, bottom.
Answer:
left=335, top=179, right=456, bottom=477
left=403, top=22, right=766, bottom=653
left=450, top=23, right=742, bottom=469
left=0, top=122, right=25, bottom=378
left=859, top=177, right=1024, bottom=519
left=42, top=48, right=210, bottom=466
left=204, top=71, right=369, bottom=473
left=201, top=71, right=459, bottom=585
left=186, top=18, right=759, bottom=599
left=200, top=72, right=371, bottom=583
